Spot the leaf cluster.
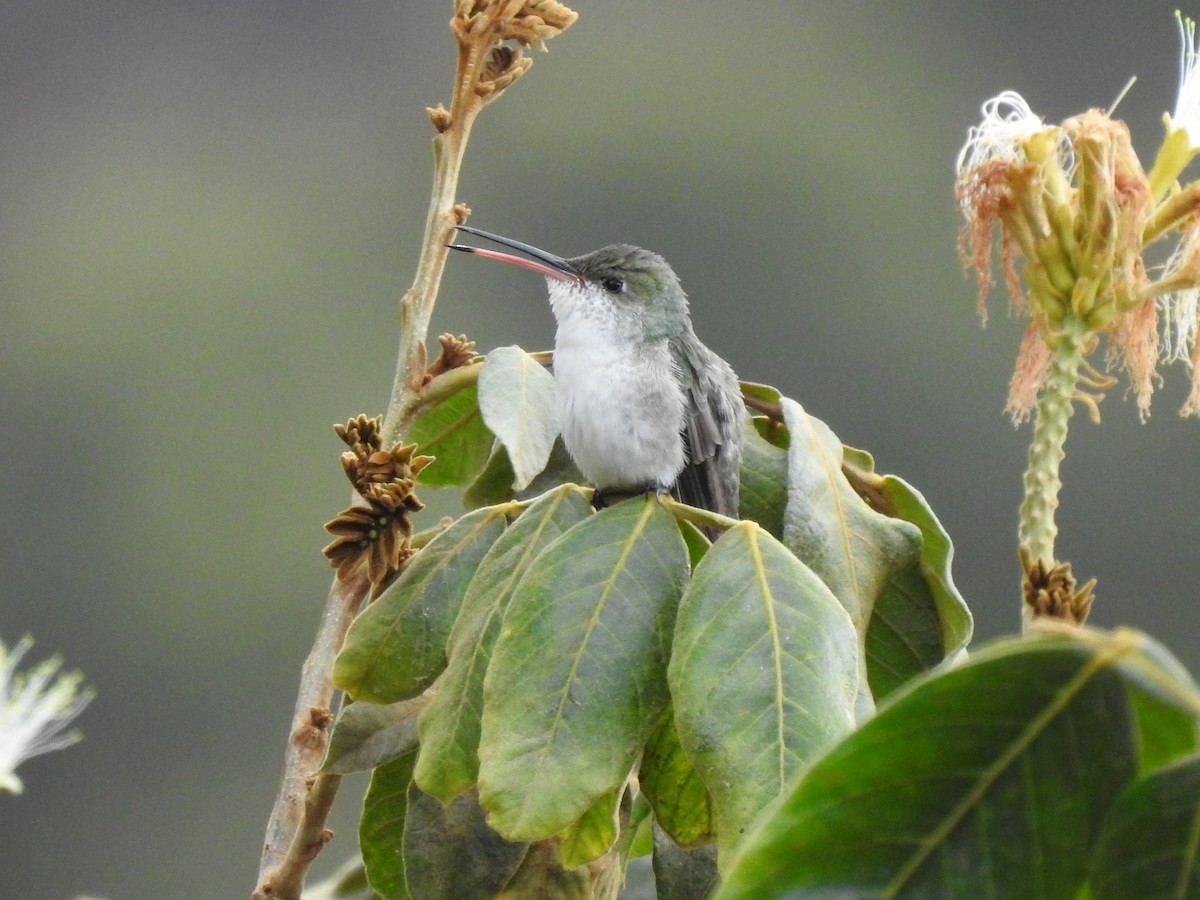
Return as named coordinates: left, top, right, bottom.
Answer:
left=324, top=346, right=993, bottom=898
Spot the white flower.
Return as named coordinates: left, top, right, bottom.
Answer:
left=1159, top=229, right=1200, bottom=364
left=1171, top=12, right=1200, bottom=149
left=955, top=90, right=1063, bottom=174
left=0, top=635, right=93, bottom=794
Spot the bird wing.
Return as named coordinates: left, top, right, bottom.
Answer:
left=669, top=332, right=744, bottom=521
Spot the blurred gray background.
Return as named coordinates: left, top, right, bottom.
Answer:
left=3, top=1, right=1199, bottom=896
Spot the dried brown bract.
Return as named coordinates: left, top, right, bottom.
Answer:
left=324, top=417, right=434, bottom=595
left=427, top=104, right=453, bottom=133
left=1020, top=544, right=1096, bottom=625
left=450, top=0, right=576, bottom=102
left=424, top=333, right=478, bottom=383
left=476, top=46, right=533, bottom=98
left=333, top=414, right=383, bottom=459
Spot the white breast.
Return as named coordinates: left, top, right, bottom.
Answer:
left=550, top=291, right=687, bottom=491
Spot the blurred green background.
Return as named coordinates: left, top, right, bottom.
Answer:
left=4, top=1, right=1200, bottom=896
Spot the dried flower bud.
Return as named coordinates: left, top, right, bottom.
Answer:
left=511, top=0, right=577, bottom=47
left=477, top=47, right=533, bottom=97
left=427, top=104, right=453, bottom=133
left=325, top=421, right=433, bottom=593
left=323, top=497, right=418, bottom=592
left=334, top=415, right=383, bottom=456
left=1020, top=545, right=1095, bottom=625
left=424, top=334, right=477, bottom=383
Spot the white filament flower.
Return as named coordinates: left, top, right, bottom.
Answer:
left=1171, top=12, right=1200, bottom=149
left=1160, top=228, right=1200, bottom=364
left=0, top=635, right=93, bottom=794
left=955, top=90, right=1062, bottom=173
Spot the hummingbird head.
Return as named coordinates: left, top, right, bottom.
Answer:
left=449, top=225, right=690, bottom=342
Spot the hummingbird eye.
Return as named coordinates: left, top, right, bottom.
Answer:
left=600, top=276, right=626, bottom=294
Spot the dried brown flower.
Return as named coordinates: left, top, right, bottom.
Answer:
left=324, top=418, right=434, bottom=594
left=451, top=0, right=576, bottom=101
left=1020, top=544, right=1096, bottom=625
left=291, top=705, right=334, bottom=752
left=476, top=46, right=533, bottom=97
left=323, top=499, right=418, bottom=594
left=334, top=414, right=383, bottom=457
left=427, top=104, right=453, bottom=133
left=507, top=0, right=578, bottom=48
left=341, top=442, right=434, bottom=495
left=424, top=333, right=478, bottom=383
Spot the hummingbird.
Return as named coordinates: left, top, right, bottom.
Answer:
left=449, top=225, right=744, bottom=522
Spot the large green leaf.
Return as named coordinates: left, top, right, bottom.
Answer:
left=1108, top=626, right=1200, bottom=774
left=334, top=506, right=508, bottom=703
left=668, top=522, right=859, bottom=862
left=461, top=441, right=517, bottom=509
left=320, top=695, right=425, bottom=774
left=1090, top=754, right=1200, bottom=899
left=738, top=419, right=787, bottom=539
left=477, top=345, right=560, bottom=491
left=556, top=785, right=623, bottom=870
left=360, top=748, right=418, bottom=900
left=639, top=706, right=716, bottom=848
left=407, top=382, right=494, bottom=486
left=477, top=497, right=689, bottom=844
left=716, top=630, right=1187, bottom=900
left=463, top=438, right=583, bottom=510
left=780, top=399, right=921, bottom=641
left=495, top=841, right=608, bottom=899
left=843, top=447, right=973, bottom=698
left=413, top=486, right=592, bottom=804
left=1130, top=686, right=1200, bottom=775
left=402, top=786, right=528, bottom=900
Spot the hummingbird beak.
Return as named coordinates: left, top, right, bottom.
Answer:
left=448, top=225, right=583, bottom=285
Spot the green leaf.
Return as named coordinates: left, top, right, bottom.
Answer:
left=477, top=497, right=689, bottom=842
left=864, top=566, right=947, bottom=701
left=477, top=346, right=560, bottom=491
left=461, top=442, right=517, bottom=509
left=496, top=842, right=600, bottom=899
left=628, top=794, right=655, bottom=859
left=780, top=399, right=922, bottom=641
left=668, top=522, right=859, bottom=862
left=639, top=706, right=716, bottom=848
left=556, top=785, right=623, bottom=869
left=414, top=486, right=592, bottom=804
left=403, top=785, right=528, bottom=900
left=320, top=695, right=425, bottom=774
left=407, top=382, right=493, bottom=486
left=740, top=381, right=784, bottom=409
left=1090, top=754, right=1200, bottom=899
left=302, top=856, right=374, bottom=898
left=334, top=506, right=508, bottom=703
left=463, top=438, right=584, bottom=510
left=738, top=419, right=788, bottom=539
left=360, top=748, right=417, bottom=900
left=716, top=631, right=1166, bottom=900
left=652, top=823, right=719, bottom=900
left=1130, top=685, right=1200, bottom=774
left=677, top=518, right=711, bottom=570
left=842, top=447, right=973, bottom=698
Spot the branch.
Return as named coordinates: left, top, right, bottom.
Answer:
left=252, top=3, right=577, bottom=897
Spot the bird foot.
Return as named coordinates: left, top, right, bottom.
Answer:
left=591, top=484, right=668, bottom=511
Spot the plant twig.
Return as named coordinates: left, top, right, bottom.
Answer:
left=254, top=575, right=367, bottom=899
left=252, top=4, right=576, bottom=896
